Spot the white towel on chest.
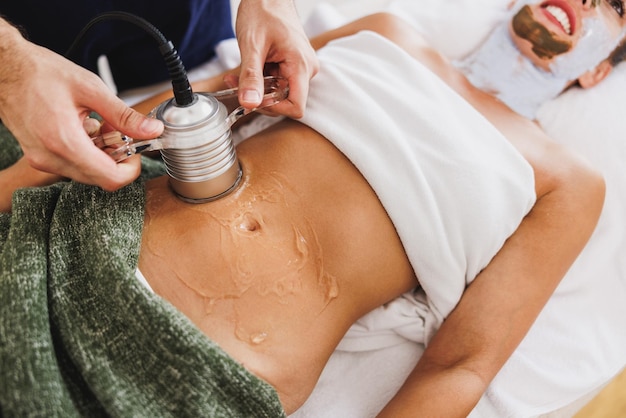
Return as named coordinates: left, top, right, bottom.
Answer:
left=300, top=31, right=536, bottom=345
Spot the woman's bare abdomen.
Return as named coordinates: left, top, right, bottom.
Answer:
left=138, top=120, right=416, bottom=413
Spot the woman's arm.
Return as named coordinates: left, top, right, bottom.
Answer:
left=379, top=134, right=604, bottom=417
left=0, top=158, right=63, bottom=212
left=379, top=125, right=604, bottom=417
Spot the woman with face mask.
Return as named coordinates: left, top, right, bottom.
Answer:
left=0, top=7, right=618, bottom=416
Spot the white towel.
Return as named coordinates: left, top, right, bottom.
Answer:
left=300, top=31, right=535, bottom=346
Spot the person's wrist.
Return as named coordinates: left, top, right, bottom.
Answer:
left=0, top=18, right=24, bottom=50
left=0, top=19, right=28, bottom=116
left=0, top=21, right=25, bottom=74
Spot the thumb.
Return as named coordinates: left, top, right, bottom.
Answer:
left=93, top=96, right=164, bottom=139
left=237, top=52, right=265, bottom=109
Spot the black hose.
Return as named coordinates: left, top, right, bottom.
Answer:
left=65, top=11, right=194, bottom=106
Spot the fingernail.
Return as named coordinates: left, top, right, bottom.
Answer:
left=141, top=117, right=162, bottom=133
left=242, top=90, right=261, bottom=104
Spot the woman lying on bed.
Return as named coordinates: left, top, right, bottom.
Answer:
left=0, top=7, right=614, bottom=417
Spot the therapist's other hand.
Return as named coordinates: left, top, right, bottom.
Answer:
left=0, top=20, right=163, bottom=191
left=235, top=0, right=319, bottom=118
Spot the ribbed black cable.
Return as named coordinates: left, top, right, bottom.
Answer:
left=65, top=11, right=194, bottom=106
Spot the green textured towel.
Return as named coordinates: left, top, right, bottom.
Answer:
left=0, top=124, right=285, bottom=417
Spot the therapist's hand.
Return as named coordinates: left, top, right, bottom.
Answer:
left=0, top=19, right=163, bottom=191
left=235, top=0, right=319, bottom=118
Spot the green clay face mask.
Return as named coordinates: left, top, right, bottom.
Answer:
left=512, top=5, right=572, bottom=59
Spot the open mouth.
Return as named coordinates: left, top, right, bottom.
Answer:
left=541, top=2, right=576, bottom=35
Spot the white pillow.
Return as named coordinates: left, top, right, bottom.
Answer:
left=387, top=0, right=511, bottom=59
